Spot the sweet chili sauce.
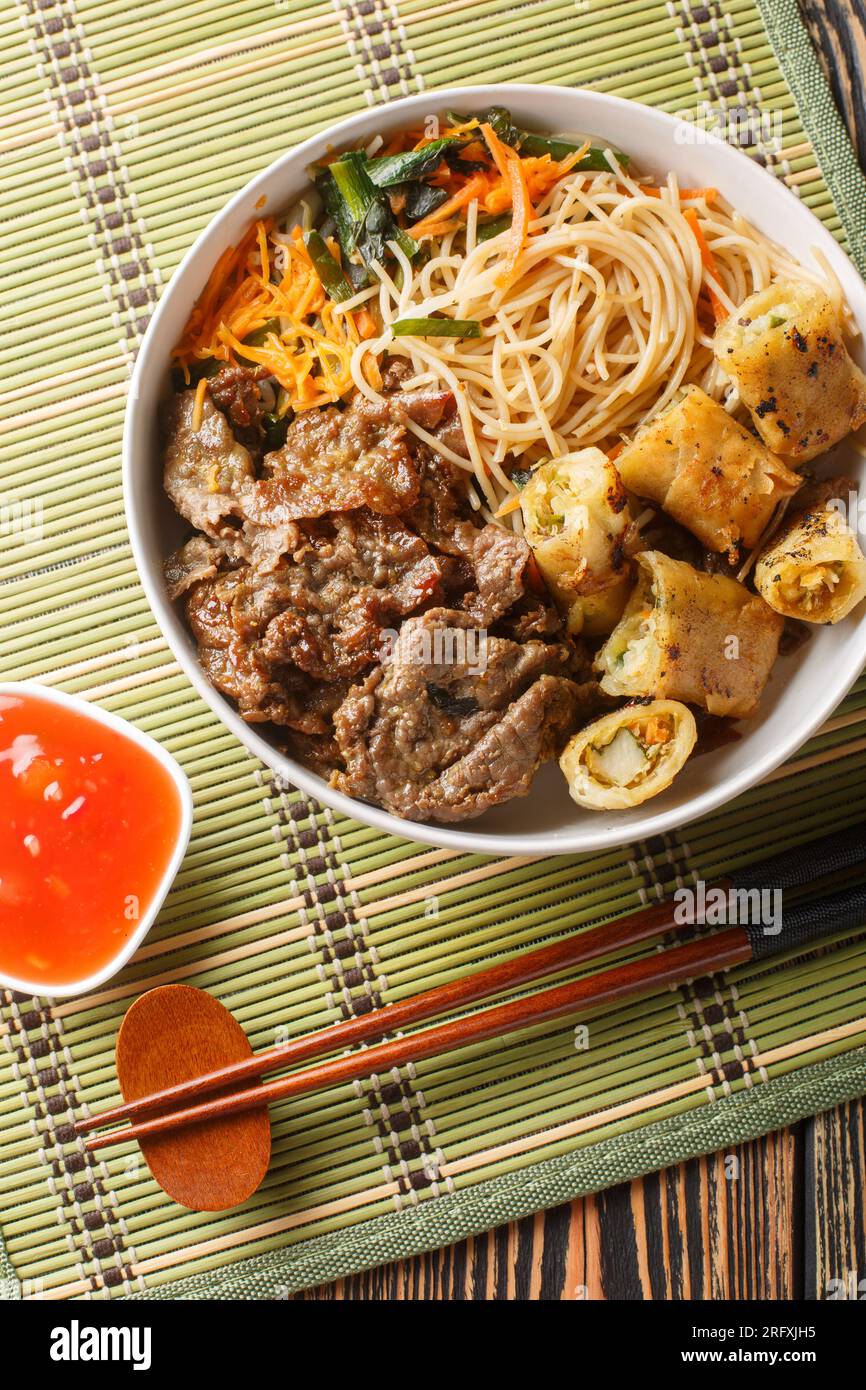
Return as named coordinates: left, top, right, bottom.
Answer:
left=0, top=691, right=183, bottom=987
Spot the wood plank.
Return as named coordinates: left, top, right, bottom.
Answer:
left=804, top=1098, right=866, bottom=1299
left=296, top=1128, right=805, bottom=1300
left=800, top=0, right=866, bottom=164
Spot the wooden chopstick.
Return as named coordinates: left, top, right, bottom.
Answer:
left=74, top=892, right=686, bottom=1137
left=83, top=927, right=752, bottom=1152
left=78, top=820, right=866, bottom=1152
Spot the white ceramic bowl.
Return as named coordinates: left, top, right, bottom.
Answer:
left=0, top=681, right=193, bottom=997
left=124, top=84, right=866, bottom=856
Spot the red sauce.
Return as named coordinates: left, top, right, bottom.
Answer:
left=0, top=691, right=183, bottom=987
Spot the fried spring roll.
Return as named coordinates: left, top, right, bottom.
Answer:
left=520, top=448, right=632, bottom=637
left=559, top=699, right=697, bottom=810
left=714, top=280, right=866, bottom=462
left=617, top=385, right=801, bottom=561
left=595, top=550, right=783, bottom=717
left=754, top=477, right=866, bottom=623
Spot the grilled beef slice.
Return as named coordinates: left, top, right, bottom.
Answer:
left=184, top=509, right=446, bottom=714
left=162, top=390, right=255, bottom=536
left=261, top=395, right=422, bottom=519
left=333, top=608, right=587, bottom=822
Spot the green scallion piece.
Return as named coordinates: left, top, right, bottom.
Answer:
left=391, top=317, right=481, bottom=339
left=517, top=132, right=629, bottom=169
left=305, top=229, right=353, bottom=303
left=476, top=213, right=512, bottom=243
left=243, top=317, right=282, bottom=347
left=328, top=152, right=373, bottom=232
left=366, top=138, right=458, bottom=188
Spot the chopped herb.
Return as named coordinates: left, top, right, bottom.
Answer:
left=305, top=229, right=353, bottom=302
left=510, top=465, right=534, bottom=489
left=392, top=316, right=481, bottom=338
left=366, top=137, right=458, bottom=188
left=476, top=213, right=512, bottom=242
left=403, top=182, right=450, bottom=222
left=320, top=152, right=418, bottom=270
left=427, top=685, right=480, bottom=716
left=262, top=412, right=290, bottom=451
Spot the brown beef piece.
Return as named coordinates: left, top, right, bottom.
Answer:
left=209, top=364, right=269, bottom=444
left=404, top=440, right=542, bottom=625
left=162, top=390, right=254, bottom=537
left=185, top=567, right=343, bottom=732
left=164, top=535, right=226, bottom=601
left=185, top=508, right=445, bottom=723
left=405, top=442, right=474, bottom=545
left=333, top=608, right=587, bottom=822
left=261, top=394, right=421, bottom=519
left=259, top=511, right=446, bottom=681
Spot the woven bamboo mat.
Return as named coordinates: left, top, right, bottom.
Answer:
left=2, top=0, right=866, bottom=1301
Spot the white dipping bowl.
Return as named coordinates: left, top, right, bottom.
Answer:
left=123, top=84, right=866, bottom=856
left=0, top=682, right=192, bottom=998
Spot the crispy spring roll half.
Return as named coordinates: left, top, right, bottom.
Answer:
left=595, top=550, right=783, bottom=717
left=520, top=448, right=632, bottom=637
left=754, top=477, right=866, bottom=623
left=617, top=385, right=801, bottom=561
left=560, top=700, right=697, bottom=810
left=714, top=280, right=866, bottom=462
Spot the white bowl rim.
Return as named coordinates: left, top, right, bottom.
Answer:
left=123, top=82, right=866, bottom=857
left=0, top=680, right=193, bottom=998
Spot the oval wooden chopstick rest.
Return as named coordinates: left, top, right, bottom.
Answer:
left=114, top=984, right=271, bottom=1212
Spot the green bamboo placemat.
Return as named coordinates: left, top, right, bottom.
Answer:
left=2, top=0, right=866, bottom=1301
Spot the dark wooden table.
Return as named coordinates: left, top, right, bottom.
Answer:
left=302, top=2, right=866, bottom=1301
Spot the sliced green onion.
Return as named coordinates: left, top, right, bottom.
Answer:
left=328, top=152, right=373, bottom=234
left=243, top=317, right=282, bottom=347
left=403, top=182, right=449, bottom=222
left=314, top=169, right=356, bottom=255
left=366, top=137, right=458, bottom=188
left=305, top=229, right=353, bottom=303
left=518, top=132, right=629, bottom=169
left=262, top=412, right=290, bottom=452
left=391, top=317, right=481, bottom=338
left=393, top=226, right=419, bottom=260
left=323, top=153, right=418, bottom=270
left=443, top=108, right=629, bottom=169
left=476, top=213, right=512, bottom=243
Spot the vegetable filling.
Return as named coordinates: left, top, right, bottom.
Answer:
left=583, top=715, right=673, bottom=787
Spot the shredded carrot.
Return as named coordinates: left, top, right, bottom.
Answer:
left=643, top=717, right=671, bottom=745
left=191, top=376, right=207, bottom=433
left=256, top=220, right=270, bottom=284
left=523, top=552, right=549, bottom=597
left=354, top=308, right=378, bottom=339
left=441, top=118, right=481, bottom=138
left=682, top=207, right=729, bottom=325
left=494, top=492, right=523, bottom=519
left=607, top=441, right=625, bottom=462
left=480, top=120, right=513, bottom=179
left=499, top=156, right=532, bottom=288
left=642, top=186, right=718, bottom=204
left=411, top=172, right=489, bottom=238
left=480, top=123, right=533, bottom=288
